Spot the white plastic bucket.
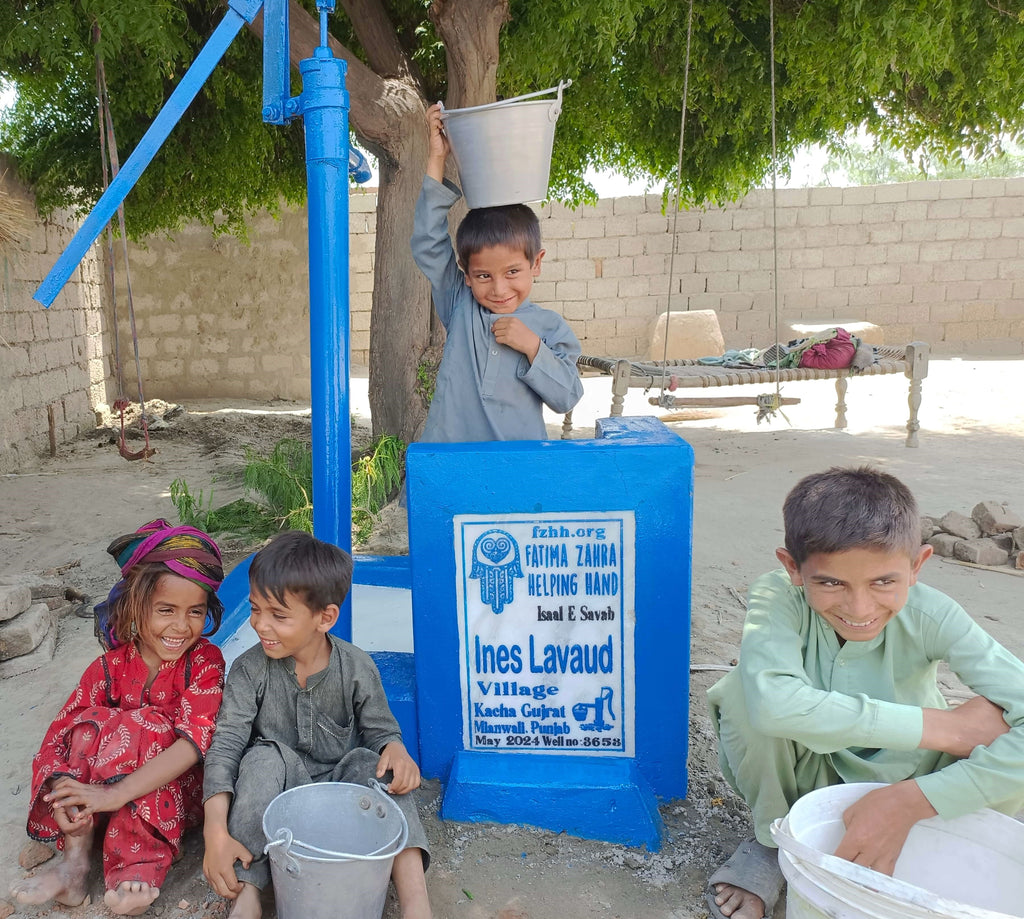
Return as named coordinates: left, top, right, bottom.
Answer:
left=440, top=81, right=570, bottom=208
left=262, top=781, right=409, bottom=919
left=771, top=782, right=1024, bottom=919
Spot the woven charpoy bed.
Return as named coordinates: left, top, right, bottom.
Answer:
left=564, top=342, right=930, bottom=447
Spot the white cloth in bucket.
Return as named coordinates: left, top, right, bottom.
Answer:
left=772, top=782, right=1024, bottom=919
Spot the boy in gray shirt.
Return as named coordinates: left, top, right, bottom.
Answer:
left=202, top=531, right=430, bottom=919
left=411, top=103, right=583, bottom=443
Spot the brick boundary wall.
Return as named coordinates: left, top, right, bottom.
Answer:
left=115, top=188, right=377, bottom=402
left=3, top=174, right=1022, bottom=470
left=529, top=177, right=1024, bottom=358
left=119, top=177, right=1024, bottom=406
left=0, top=158, right=112, bottom=474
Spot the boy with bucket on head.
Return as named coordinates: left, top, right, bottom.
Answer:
left=201, top=531, right=431, bottom=919
left=410, top=103, right=583, bottom=443
left=704, top=467, right=1024, bottom=919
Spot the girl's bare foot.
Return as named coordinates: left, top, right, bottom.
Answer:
left=9, top=843, right=91, bottom=907
left=227, top=882, right=262, bottom=919
left=104, top=881, right=160, bottom=916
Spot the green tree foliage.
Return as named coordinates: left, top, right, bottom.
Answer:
left=824, top=138, right=1024, bottom=186
left=4, top=1, right=1024, bottom=234
left=501, top=0, right=1024, bottom=207
left=0, top=0, right=307, bottom=238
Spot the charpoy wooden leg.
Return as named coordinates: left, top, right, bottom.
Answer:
left=611, top=359, right=631, bottom=417
left=834, top=375, right=849, bottom=429
left=561, top=410, right=574, bottom=439
left=904, top=341, right=929, bottom=447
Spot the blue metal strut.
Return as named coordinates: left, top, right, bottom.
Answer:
left=34, top=0, right=263, bottom=308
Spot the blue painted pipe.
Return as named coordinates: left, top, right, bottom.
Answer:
left=300, top=47, right=353, bottom=639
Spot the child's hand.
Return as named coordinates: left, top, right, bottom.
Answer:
left=376, top=741, right=421, bottom=795
left=51, top=802, right=94, bottom=838
left=425, top=103, right=450, bottom=182
left=834, top=780, right=936, bottom=875
left=202, top=826, right=252, bottom=899
left=45, top=776, right=122, bottom=819
left=491, top=317, right=541, bottom=362
left=921, top=694, right=1010, bottom=757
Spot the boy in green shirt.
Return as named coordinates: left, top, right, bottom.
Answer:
left=705, top=467, right=1024, bottom=919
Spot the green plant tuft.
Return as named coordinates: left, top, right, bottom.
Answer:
left=170, top=435, right=406, bottom=544
left=352, top=435, right=406, bottom=543
left=415, top=357, right=438, bottom=407
left=242, top=438, right=314, bottom=533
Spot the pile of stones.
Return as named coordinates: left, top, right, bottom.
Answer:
left=923, top=501, right=1024, bottom=570
left=0, top=571, right=90, bottom=678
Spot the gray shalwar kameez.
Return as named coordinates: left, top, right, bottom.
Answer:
left=411, top=175, right=584, bottom=443
left=203, top=635, right=429, bottom=888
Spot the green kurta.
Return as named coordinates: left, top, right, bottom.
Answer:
left=708, top=569, right=1024, bottom=843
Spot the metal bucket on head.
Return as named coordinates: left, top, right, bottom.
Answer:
left=440, top=81, right=571, bottom=208
left=263, top=781, right=409, bottom=919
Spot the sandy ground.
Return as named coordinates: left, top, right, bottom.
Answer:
left=1, top=357, right=1022, bottom=919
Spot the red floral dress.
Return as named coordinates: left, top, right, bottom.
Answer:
left=26, top=639, right=224, bottom=888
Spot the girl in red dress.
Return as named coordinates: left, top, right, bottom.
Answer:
left=10, top=519, right=226, bottom=917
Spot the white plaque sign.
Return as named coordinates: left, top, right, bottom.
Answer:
left=454, top=512, right=636, bottom=755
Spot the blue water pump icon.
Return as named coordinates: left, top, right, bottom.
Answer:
left=572, top=687, right=615, bottom=732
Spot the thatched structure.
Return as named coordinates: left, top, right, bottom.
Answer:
left=0, top=171, right=30, bottom=253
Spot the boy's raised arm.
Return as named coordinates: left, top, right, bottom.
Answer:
left=411, top=106, right=464, bottom=329
left=425, top=102, right=449, bottom=184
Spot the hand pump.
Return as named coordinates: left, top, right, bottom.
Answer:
left=33, top=0, right=370, bottom=638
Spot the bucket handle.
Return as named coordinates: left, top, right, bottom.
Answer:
left=439, top=80, right=571, bottom=121
left=769, top=819, right=1012, bottom=919
left=262, top=781, right=407, bottom=864
left=263, top=827, right=303, bottom=878
left=264, top=823, right=403, bottom=862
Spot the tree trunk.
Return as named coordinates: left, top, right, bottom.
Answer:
left=251, top=2, right=433, bottom=443
left=249, top=0, right=508, bottom=445
left=366, top=101, right=433, bottom=444
left=430, top=0, right=508, bottom=108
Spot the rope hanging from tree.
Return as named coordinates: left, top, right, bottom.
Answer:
left=657, top=0, right=790, bottom=424
left=94, top=24, right=155, bottom=461
left=756, top=0, right=789, bottom=424
left=656, top=0, right=695, bottom=400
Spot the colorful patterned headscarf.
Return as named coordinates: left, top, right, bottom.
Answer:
left=94, top=519, right=225, bottom=650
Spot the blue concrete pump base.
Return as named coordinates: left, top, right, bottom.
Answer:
left=441, top=751, right=663, bottom=849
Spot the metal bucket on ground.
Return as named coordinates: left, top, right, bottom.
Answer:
left=440, top=81, right=571, bottom=208
left=263, top=781, right=409, bottom=919
left=771, top=782, right=1024, bottom=919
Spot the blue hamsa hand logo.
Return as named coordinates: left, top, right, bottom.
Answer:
left=470, top=529, right=522, bottom=614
